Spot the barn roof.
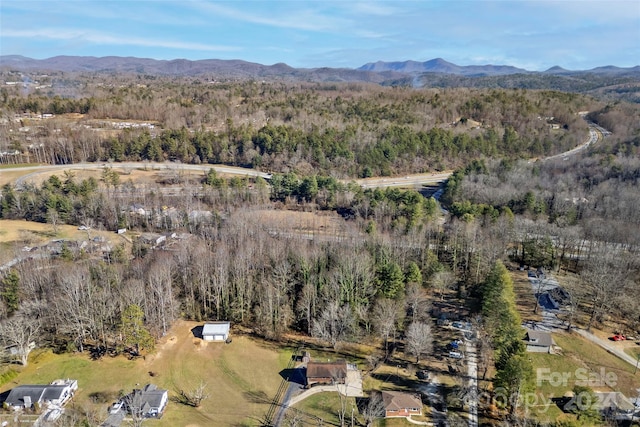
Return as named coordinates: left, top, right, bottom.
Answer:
left=202, top=322, right=230, bottom=336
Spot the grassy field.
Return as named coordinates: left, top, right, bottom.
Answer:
left=528, top=331, right=640, bottom=424
left=292, top=392, right=356, bottom=426
left=511, top=269, right=543, bottom=324
left=0, top=219, right=92, bottom=244
left=0, top=219, right=123, bottom=265
left=510, top=268, right=640, bottom=424
left=0, top=320, right=290, bottom=427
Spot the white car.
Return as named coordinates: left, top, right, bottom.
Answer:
left=109, top=401, right=123, bottom=414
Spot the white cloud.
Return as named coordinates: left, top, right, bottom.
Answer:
left=185, top=1, right=347, bottom=32
left=348, top=2, right=401, bottom=16
left=2, top=28, right=239, bottom=52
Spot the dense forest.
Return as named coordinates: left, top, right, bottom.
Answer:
left=1, top=74, right=598, bottom=176
left=1, top=72, right=639, bottom=426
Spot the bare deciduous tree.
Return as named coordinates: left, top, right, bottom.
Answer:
left=405, top=283, right=430, bottom=322
left=0, top=307, right=41, bottom=366
left=431, top=269, right=456, bottom=300
left=371, top=298, right=402, bottom=359
left=405, top=321, right=434, bottom=363
left=362, top=392, right=385, bottom=427
left=311, top=301, right=354, bottom=349
left=177, top=380, right=210, bottom=407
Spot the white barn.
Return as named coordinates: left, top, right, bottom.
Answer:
left=202, top=322, right=230, bottom=341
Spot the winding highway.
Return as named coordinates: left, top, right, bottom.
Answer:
left=1, top=118, right=606, bottom=193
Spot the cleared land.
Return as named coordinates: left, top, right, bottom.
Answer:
left=510, top=269, right=640, bottom=424
left=0, top=320, right=290, bottom=427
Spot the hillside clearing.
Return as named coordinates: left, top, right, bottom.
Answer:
left=0, top=320, right=289, bottom=427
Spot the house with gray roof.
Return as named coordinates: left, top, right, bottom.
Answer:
left=524, top=329, right=554, bottom=353
left=124, top=384, right=168, bottom=419
left=3, top=379, right=77, bottom=410
left=202, top=321, right=230, bottom=342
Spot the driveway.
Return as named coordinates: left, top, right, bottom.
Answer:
left=526, top=273, right=639, bottom=369
left=572, top=328, right=640, bottom=368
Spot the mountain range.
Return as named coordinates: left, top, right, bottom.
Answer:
left=1, top=55, right=639, bottom=102
left=2, top=55, right=639, bottom=79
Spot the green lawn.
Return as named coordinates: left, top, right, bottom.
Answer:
left=625, top=346, right=640, bottom=363
left=528, top=331, right=640, bottom=425
left=1, top=321, right=291, bottom=427
left=292, top=392, right=356, bottom=426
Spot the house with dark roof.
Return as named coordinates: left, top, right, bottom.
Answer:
left=524, top=329, right=554, bottom=353
left=595, top=392, right=637, bottom=421
left=305, top=360, right=348, bottom=386
left=381, top=391, right=423, bottom=418
left=3, top=379, right=77, bottom=410
left=124, top=384, right=168, bottom=418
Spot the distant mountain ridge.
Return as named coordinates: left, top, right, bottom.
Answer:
left=2, top=55, right=638, bottom=78
left=358, top=58, right=528, bottom=76
left=2, top=56, right=640, bottom=102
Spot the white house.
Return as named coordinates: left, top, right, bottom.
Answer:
left=202, top=322, right=230, bottom=341
left=4, top=379, right=78, bottom=410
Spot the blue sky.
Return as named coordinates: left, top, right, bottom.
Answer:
left=1, top=0, right=638, bottom=71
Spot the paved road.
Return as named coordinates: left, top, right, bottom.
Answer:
left=543, top=120, right=604, bottom=161
left=2, top=117, right=606, bottom=193
left=572, top=328, right=640, bottom=369
left=464, top=338, right=478, bottom=427
left=10, top=162, right=273, bottom=189
left=526, top=274, right=639, bottom=369
left=354, top=172, right=453, bottom=189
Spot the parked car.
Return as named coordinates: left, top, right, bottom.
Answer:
left=109, top=401, right=123, bottom=414
left=611, top=334, right=626, bottom=341
left=449, top=351, right=464, bottom=359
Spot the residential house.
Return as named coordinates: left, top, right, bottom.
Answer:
left=524, top=329, right=553, bottom=353
left=381, top=391, right=423, bottom=418
left=306, top=360, right=348, bottom=386
left=125, top=384, right=168, bottom=418
left=595, top=392, right=637, bottom=421
left=202, top=321, right=231, bottom=342
left=3, top=379, right=78, bottom=410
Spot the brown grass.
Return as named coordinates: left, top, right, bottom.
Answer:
left=1, top=320, right=290, bottom=427
left=511, top=269, right=542, bottom=323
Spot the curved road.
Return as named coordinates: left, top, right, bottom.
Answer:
left=9, top=162, right=272, bottom=190
left=1, top=119, right=606, bottom=191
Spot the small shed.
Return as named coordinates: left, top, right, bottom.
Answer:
left=202, top=322, right=230, bottom=341
left=524, top=329, right=553, bottom=353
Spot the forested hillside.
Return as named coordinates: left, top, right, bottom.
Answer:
left=1, top=73, right=597, bottom=176
left=1, top=72, right=639, bottom=426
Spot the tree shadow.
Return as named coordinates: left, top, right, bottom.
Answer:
left=0, top=389, right=10, bottom=405
left=191, top=325, right=203, bottom=339
left=243, top=390, right=271, bottom=404
left=369, top=372, right=417, bottom=390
